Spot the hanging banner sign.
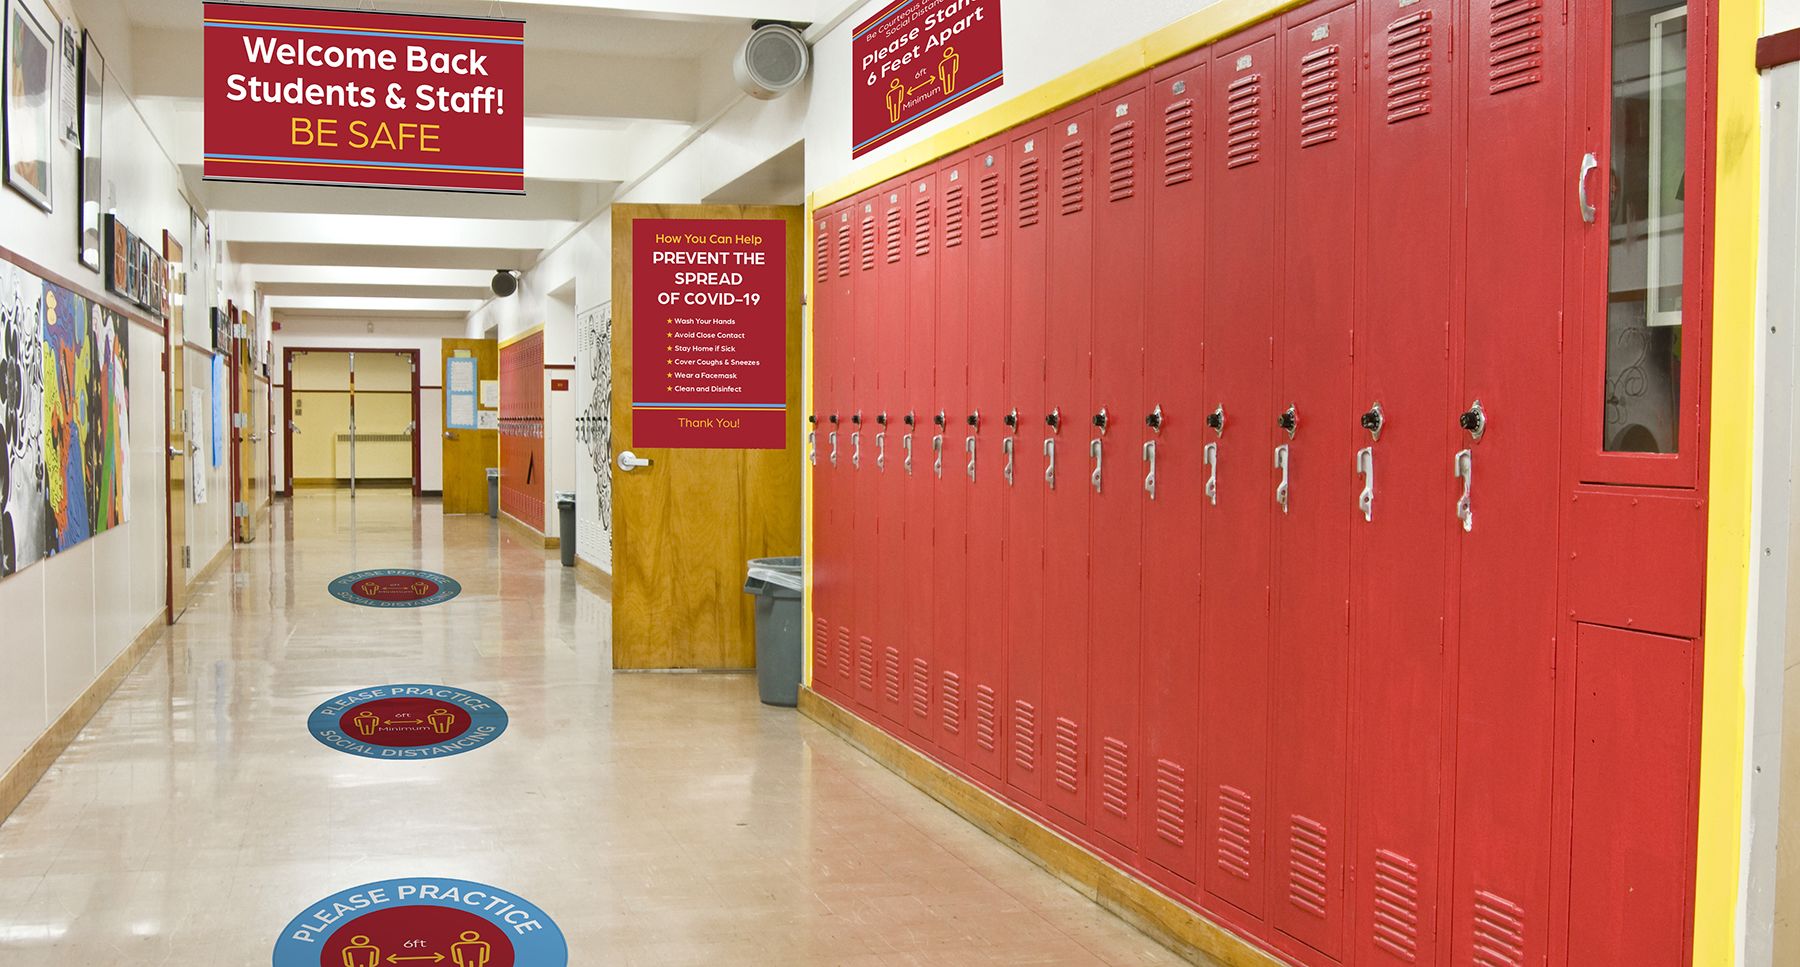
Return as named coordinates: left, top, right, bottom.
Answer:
left=852, top=0, right=1002, bottom=158
left=201, top=2, right=524, bottom=193
left=631, top=219, right=787, bottom=449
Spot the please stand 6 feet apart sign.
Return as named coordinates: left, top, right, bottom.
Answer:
left=202, top=2, right=524, bottom=193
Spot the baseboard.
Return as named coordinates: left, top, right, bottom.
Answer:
left=0, top=609, right=168, bottom=826
left=499, top=510, right=558, bottom=549
left=574, top=555, right=613, bottom=595
left=797, top=688, right=1286, bottom=967
left=420, top=490, right=443, bottom=498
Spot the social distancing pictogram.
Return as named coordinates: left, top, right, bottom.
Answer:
left=310, top=686, right=508, bottom=759
left=273, top=878, right=567, bottom=966
left=328, top=569, right=462, bottom=608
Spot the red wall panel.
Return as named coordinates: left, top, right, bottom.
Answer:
left=499, top=332, right=545, bottom=531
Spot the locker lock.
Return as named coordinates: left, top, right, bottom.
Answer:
left=1458, top=400, right=1486, bottom=442
left=933, top=412, right=947, bottom=427
left=904, top=413, right=916, bottom=427
left=1092, top=408, right=1109, bottom=432
left=1278, top=405, right=1298, bottom=438
left=1145, top=405, right=1163, bottom=432
left=1206, top=406, right=1225, bottom=434
left=808, top=415, right=817, bottom=426
left=1360, top=403, right=1384, bottom=441
left=1045, top=408, right=1061, bottom=430
left=967, top=411, right=980, bottom=428
left=876, top=413, right=888, bottom=426
left=829, top=414, right=839, bottom=425
left=1004, top=409, right=1018, bottom=430
left=851, top=413, right=862, bottom=426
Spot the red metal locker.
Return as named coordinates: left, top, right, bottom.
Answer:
left=1088, top=78, right=1149, bottom=860
left=963, top=139, right=1010, bottom=787
left=1450, top=0, right=1569, bottom=961
left=1351, top=0, right=1457, bottom=961
left=905, top=172, right=940, bottom=747
left=1199, top=27, right=1278, bottom=921
left=875, top=181, right=912, bottom=728
left=1140, top=50, right=1208, bottom=891
left=851, top=188, right=885, bottom=715
left=933, top=154, right=972, bottom=765
left=819, top=202, right=859, bottom=702
left=1041, top=100, right=1096, bottom=834
left=1004, top=124, right=1051, bottom=810
left=810, top=208, right=840, bottom=702
left=1268, top=5, right=1357, bottom=959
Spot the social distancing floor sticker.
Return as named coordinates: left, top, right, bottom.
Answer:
left=310, top=686, right=508, bottom=759
left=328, top=569, right=463, bottom=608
left=273, top=877, right=567, bottom=966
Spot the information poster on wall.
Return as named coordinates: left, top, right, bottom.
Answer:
left=212, top=353, right=226, bottom=467
left=852, top=0, right=1002, bottom=158
left=631, top=219, right=786, bottom=449
left=201, top=2, right=525, bottom=193
left=445, top=357, right=478, bottom=429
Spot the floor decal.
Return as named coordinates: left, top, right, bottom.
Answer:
left=273, top=877, right=567, bottom=966
left=310, top=686, right=508, bottom=760
left=328, top=569, right=462, bottom=608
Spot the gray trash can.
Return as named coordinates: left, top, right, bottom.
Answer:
left=555, top=492, right=576, bottom=567
left=743, top=557, right=804, bottom=707
left=486, top=468, right=500, bottom=519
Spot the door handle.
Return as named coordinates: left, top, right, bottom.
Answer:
left=289, top=421, right=301, bottom=433
left=828, top=430, right=838, bottom=466
left=932, top=434, right=944, bottom=479
left=1203, top=442, right=1218, bottom=505
left=1454, top=448, right=1474, bottom=531
left=618, top=450, right=653, bottom=472
left=1142, top=439, right=1157, bottom=500
left=1043, top=437, right=1057, bottom=490
left=1003, top=437, right=1015, bottom=486
left=250, top=433, right=262, bottom=443
left=903, top=433, right=914, bottom=475
left=443, top=431, right=457, bottom=441
left=1578, top=152, right=1599, bottom=224
left=168, top=446, right=185, bottom=457
left=1090, top=438, right=1104, bottom=493
left=808, top=429, right=817, bottom=466
left=851, top=430, right=861, bottom=469
left=1356, top=446, right=1374, bottom=522
left=1274, top=443, right=1290, bottom=513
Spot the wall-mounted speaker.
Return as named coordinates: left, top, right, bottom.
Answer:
left=734, top=23, right=810, bottom=100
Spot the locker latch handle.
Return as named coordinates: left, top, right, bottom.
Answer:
left=876, top=431, right=887, bottom=472
left=1090, top=438, right=1104, bottom=493
left=1203, top=442, right=1218, bottom=505
left=1142, top=440, right=1157, bottom=500
left=1578, top=152, right=1599, bottom=224
left=932, top=434, right=944, bottom=479
left=1003, top=437, right=1015, bottom=486
left=851, top=430, right=862, bottom=469
left=808, top=429, right=817, bottom=467
left=1454, top=448, right=1474, bottom=532
left=1274, top=443, right=1290, bottom=513
left=828, top=431, right=839, bottom=467
left=903, top=433, right=914, bottom=475
left=1356, top=446, right=1374, bottom=522
left=966, top=435, right=978, bottom=483
left=1044, top=437, right=1057, bottom=490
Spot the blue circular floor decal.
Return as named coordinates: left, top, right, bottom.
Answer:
left=328, top=569, right=462, bottom=608
left=273, top=877, right=568, bottom=967
left=310, top=685, right=509, bottom=760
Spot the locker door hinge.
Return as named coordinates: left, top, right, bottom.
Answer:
left=1557, top=310, right=1565, bottom=353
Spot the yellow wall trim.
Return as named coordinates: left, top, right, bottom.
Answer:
left=497, top=324, right=543, bottom=350
left=810, top=0, right=1308, bottom=210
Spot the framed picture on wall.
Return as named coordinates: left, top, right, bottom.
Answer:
left=77, top=30, right=102, bottom=271
left=3, top=0, right=56, bottom=212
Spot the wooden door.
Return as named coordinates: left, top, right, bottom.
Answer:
left=610, top=203, right=804, bottom=669
left=441, top=338, right=499, bottom=513
left=234, top=306, right=257, bottom=543
left=163, top=233, right=188, bottom=621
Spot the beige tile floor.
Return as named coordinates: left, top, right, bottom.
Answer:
left=0, top=491, right=1193, bottom=966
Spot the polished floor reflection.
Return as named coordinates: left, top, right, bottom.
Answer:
left=0, top=491, right=1189, bottom=966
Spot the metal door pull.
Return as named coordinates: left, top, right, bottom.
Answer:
left=903, top=433, right=914, bottom=475
left=851, top=430, right=861, bottom=469
left=808, top=430, right=817, bottom=466
left=932, top=434, right=944, bottom=479
left=1090, top=438, right=1104, bottom=493
left=966, top=436, right=977, bottom=482
left=1578, top=152, right=1599, bottom=223
left=1142, top=440, right=1157, bottom=500
left=828, top=431, right=838, bottom=466
left=1274, top=444, right=1290, bottom=513
left=1043, top=438, right=1057, bottom=490
left=1454, top=448, right=1474, bottom=531
left=1203, top=442, right=1218, bottom=505
left=1356, top=446, right=1374, bottom=522
left=1003, top=437, right=1015, bottom=485
left=876, top=431, right=886, bottom=472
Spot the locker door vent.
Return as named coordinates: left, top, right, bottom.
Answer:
left=974, top=684, right=998, bottom=751
left=1298, top=45, right=1341, bottom=147
left=940, top=186, right=962, bottom=250
left=882, top=644, right=902, bottom=704
left=1053, top=718, right=1081, bottom=793
left=941, top=671, right=963, bottom=734
left=978, top=172, right=1001, bottom=238
left=860, top=216, right=876, bottom=271
left=815, top=225, right=831, bottom=283
left=1100, top=737, right=1131, bottom=818
left=885, top=206, right=903, bottom=264
left=836, top=627, right=852, bottom=679
left=1486, top=0, right=1545, bottom=94
left=1372, top=849, right=1422, bottom=962
left=1287, top=816, right=1330, bottom=919
left=813, top=618, right=830, bottom=677
left=1224, top=73, right=1264, bottom=169
left=911, top=658, right=931, bottom=720
left=1470, top=890, right=1526, bottom=966
left=1017, top=156, right=1042, bottom=228
left=1215, top=785, right=1254, bottom=879
left=1385, top=11, right=1435, bottom=123
left=856, top=635, right=875, bottom=691
left=1153, top=759, right=1187, bottom=846
left=1058, top=137, right=1087, bottom=215
left=1107, top=119, right=1137, bottom=202
left=1163, top=98, right=1196, bottom=185
left=1013, top=700, right=1039, bottom=772
left=836, top=224, right=852, bottom=277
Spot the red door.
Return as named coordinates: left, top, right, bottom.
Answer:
left=964, top=140, right=1010, bottom=787
left=1352, top=0, right=1457, bottom=961
left=1041, top=101, right=1095, bottom=834
left=1004, top=124, right=1051, bottom=810
left=1449, top=0, right=1570, bottom=962
left=933, top=157, right=972, bottom=765
left=851, top=190, right=883, bottom=714
left=875, top=181, right=912, bottom=728
left=905, top=173, right=940, bottom=747
left=1200, top=27, right=1278, bottom=921
left=1268, top=5, right=1357, bottom=959
left=1088, top=78, right=1149, bottom=860
left=1140, top=50, right=1207, bottom=892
